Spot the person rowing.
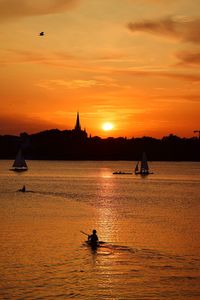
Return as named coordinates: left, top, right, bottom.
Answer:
left=88, top=229, right=99, bottom=246
left=18, top=185, right=26, bottom=192
left=80, top=229, right=100, bottom=249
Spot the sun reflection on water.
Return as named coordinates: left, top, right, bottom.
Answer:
left=95, top=178, right=119, bottom=244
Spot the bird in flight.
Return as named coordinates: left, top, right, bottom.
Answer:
left=39, top=32, right=45, bottom=36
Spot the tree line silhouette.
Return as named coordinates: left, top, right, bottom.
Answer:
left=0, top=129, right=199, bottom=161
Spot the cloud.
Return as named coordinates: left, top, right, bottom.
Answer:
left=1, top=49, right=114, bottom=74
left=176, top=51, right=200, bottom=66
left=0, top=113, right=59, bottom=135
left=114, top=68, right=200, bottom=82
left=0, top=0, right=80, bottom=21
left=37, top=79, right=105, bottom=89
left=126, top=0, right=179, bottom=4
left=127, top=16, right=200, bottom=44
left=37, top=77, right=120, bottom=90
left=1, top=49, right=84, bottom=70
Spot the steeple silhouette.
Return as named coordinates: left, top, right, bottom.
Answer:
left=74, top=112, right=81, bottom=131
left=71, top=112, right=87, bottom=140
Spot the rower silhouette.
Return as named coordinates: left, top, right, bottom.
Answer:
left=18, top=185, right=26, bottom=192
left=88, top=229, right=99, bottom=251
left=88, top=229, right=98, bottom=244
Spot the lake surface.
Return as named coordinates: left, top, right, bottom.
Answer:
left=0, top=161, right=200, bottom=299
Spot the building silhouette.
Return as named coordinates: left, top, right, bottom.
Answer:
left=72, top=112, right=87, bottom=139
left=74, top=112, right=81, bottom=131
left=0, top=111, right=199, bottom=160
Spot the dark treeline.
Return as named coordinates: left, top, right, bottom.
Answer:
left=0, top=129, right=199, bottom=161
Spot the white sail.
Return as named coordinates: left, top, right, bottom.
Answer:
left=12, top=149, right=28, bottom=170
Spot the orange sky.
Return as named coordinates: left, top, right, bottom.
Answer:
left=0, top=0, right=199, bottom=138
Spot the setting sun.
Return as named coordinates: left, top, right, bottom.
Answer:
left=102, top=122, right=114, bottom=131
left=0, top=0, right=199, bottom=139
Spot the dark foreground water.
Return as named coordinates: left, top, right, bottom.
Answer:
left=0, top=161, right=200, bottom=299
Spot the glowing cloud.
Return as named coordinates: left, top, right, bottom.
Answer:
left=0, top=0, right=80, bottom=21
left=127, top=17, right=200, bottom=44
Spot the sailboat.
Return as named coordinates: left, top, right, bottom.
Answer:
left=10, top=148, right=28, bottom=172
left=135, top=152, right=153, bottom=175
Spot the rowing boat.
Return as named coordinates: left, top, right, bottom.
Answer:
left=86, top=240, right=100, bottom=248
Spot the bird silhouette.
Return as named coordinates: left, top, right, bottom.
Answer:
left=39, top=32, right=44, bottom=36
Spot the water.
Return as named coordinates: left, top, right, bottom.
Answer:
left=0, top=161, right=200, bottom=299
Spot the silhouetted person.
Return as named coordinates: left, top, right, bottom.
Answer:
left=18, top=185, right=26, bottom=192
left=39, top=32, right=44, bottom=36
left=88, top=229, right=98, bottom=244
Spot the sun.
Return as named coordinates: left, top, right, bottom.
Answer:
left=102, top=122, right=114, bottom=131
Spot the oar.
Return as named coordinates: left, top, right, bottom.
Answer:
left=80, top=230, right=90, bottom=237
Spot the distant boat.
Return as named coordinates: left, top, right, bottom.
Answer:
left=113, top=171, right=132, bottom=175
left=10, top=149, right=28, bottom=172
left=135, top=152, right=153, bottom=175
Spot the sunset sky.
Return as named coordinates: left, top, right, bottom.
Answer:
left=0, top=0, right=199, bottom=138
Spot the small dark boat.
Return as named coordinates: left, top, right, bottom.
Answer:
left=86, top=240, right=100, bottom=250
left=86, top=240, right=106, bottom=247
left=113, top=171, right=132, bottom=175
left=18, top=185, right=26, bottom=192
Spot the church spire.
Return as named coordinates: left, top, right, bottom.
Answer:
left=75, top=112, right=81, bottom=131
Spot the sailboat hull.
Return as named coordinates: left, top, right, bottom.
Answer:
left=135, top=171, right=153, bottom=175
left=113, top=172, right=132, bottom=175
left=10, top=168, right=28, bottom=172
